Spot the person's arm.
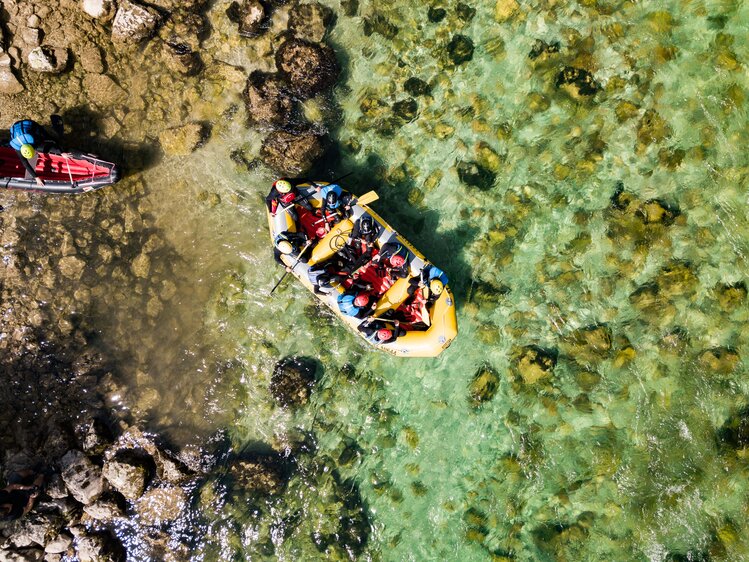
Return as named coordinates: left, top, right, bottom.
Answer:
left=15, top=150, right=38, bottom=179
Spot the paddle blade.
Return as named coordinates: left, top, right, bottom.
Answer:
left=357, top=191, right=379, bottom=206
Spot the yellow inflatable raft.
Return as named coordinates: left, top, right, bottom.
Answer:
left=267, top=182, right=458, bottom=357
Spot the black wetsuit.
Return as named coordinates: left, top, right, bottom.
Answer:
left=265, top=178, right=314, bottom=215
left=341, top=215, right=381, bottom=271
left=273, top=231, right=309, bottom=265
left=357, top=320, right=406, bottom=344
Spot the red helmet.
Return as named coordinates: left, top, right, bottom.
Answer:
left=390, top=254, right=405, bottom=267
left=376, top=328, right=393, bottom=341
left=354, top=294, right=369, bottom=307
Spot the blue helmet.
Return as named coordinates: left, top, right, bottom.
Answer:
left=427, top=265, right=448, bottom=286
left=9, top=120, right=39, bottom=151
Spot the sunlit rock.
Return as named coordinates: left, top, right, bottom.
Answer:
left=60, top=450, right=103, bottom=505
left=111, top=0, right=162, bottom=44
left=275, top=37, right=340, bottom=99
left=228, top=454, right=287, bottom=496
left=102, top=458, right=149, bottom=500
left=468, top=363, right=499, bottom=407
left=226, top=0, right=268, bottom=38
left=562, top=325, right=611, bottom=362
left=83, top=499, right=124, bottom=521
left=288, top=2, right=333, bottom=43
left=81, top=0, right=116, bottom=20
left=136, top=485, right=186, bottom=525
left=260, top=129, right=325, bottom=176
left=494, top=0, right=518, bottom=22
left=157, top=122, right=210, bottom=156
left=27, top=46, right=68, bottom=73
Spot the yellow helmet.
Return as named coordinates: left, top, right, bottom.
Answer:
left=277, top=240, right=294, bottom=254
left=20, top=144, right=35, bottom=159
left=429, top=279, right=444, bottom=295
left=275, top=179, right=292, bottom=194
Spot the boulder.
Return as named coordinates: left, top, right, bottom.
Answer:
left=0, top=65, right=24, bottom=95
left=243, top=71, right=296, bottom=129
left=716, top=282, right=746, bottom=311
left=457, top=3, right=476, bottom=21
left=102, top=459, right=149, bottom=500
left=75, top=533, right=123, bottom=562
left=57, top=256, right=86, bottom=280
left=288, top=2, right=334, bottom=43
left=270, top=357, right=317, bottom=407
left=514, top=346, right=557, bottom=383
left=637, top=199, right=679, bottom=225
left=157, top=122, right=210, bottom=156
left=74, top=418, right=112, bottom=455
left=468, top=364, right=499, bottom=407
left=446, top=34, right=474, bottom=66
left=111, top=0, right=162, bottom=44
left=9, top=514, right=63, bottom=548
left=81, top=0, right=116, bottom=20
left=227, top=454, right=286, bottom=495
left=428, top=6, right=447, bottom=23
left=227, top=0, right=267, bottom=38
left=79, top=45, right=105, bottom=74
left=135, top=485, right=186, bottom=525
left=83, top=74, right=127, bottom=106
left=59, top=450, right=103, bottom=505
left=163, top=42, right=202, bottom=76
left=275, top=37, right=340, bottom=99
left=562, top=325, right=611, bottom=362
left=0, top=549, right=44, bottom=561
left=106, top=427, right=192, bottom=484
left=393, top=98, right=418, bottom=122
left=44, top=474, right=68, bottom=500
left=260, top=129, right=325, bottom=176
left=457, top=160, right=495, bottom=190
left=27, top=46, right=68, bottom=73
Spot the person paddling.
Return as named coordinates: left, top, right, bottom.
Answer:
left=357, top=318, right=406, bottom=344
left=9, top=117, right=70, bottom=187
left=273, top=231, right=310, bottom=266
left=265, top=178, right=314, bottom=218
left=337, top=289, right=377, bottom=319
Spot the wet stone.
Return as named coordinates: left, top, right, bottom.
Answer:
left=457, top=160, right=496, bottom=190
left=446, top=34, right=474, bottom=65
left=562, top=325, right=612, bottom=361
left=158, top=122, right=210, bottom=156
left=555, top=66, right=599, bottom=98
left=226, top=0, right=267, bottom=38
left=243, top=71, right=295, bottom=129
left=637, top=199, right=680, bottom=225
left=260, top=129, right=325, bottom=176
left=428, top=6, right=447, bottom=23
left=163, top=42, right=202, bottom=76
left=362, top=14, right=398, bottom=39
left=228, top=454, right=287, bottom=496
left=718, top=407, right=749, bottom=449
left=655, top=261, right=698, bottom=298
left=79, top=45, right=104, bottom=74
left=404, top=77, right=431, bottom=97
left=102, top=458, right=149, bottom=500
left=59, top=450, right=103, bottom=505
left=270, top=356, right=317, bottom=408
left=27, top=46, right=68, bottom=74
left=469, top=364, right=499, bottom=407
left=637, top=109, right=671, bottom=145
left=81, top=0, right=116, bottom=20
left=456, top=3, right=476, bottom=21
left=111, top=0, right=162, bottom=44
left=393, top=98, right=418, bottom=122
left=136, top=485, right=186, bottom=525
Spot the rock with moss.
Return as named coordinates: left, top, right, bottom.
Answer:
left=457, top=3, right=476, bottom=21
left=469, top=364, right=500, bottom=407
left=288, top=2, right=333, bottom=43
left=136, top=485, right=187, bottom=525
left=270, top=356, right=317, bottom=407
left=529, top=39, right=560, bottom=60
left=393, top=98, right=418, bottom=122
left=102, top=457, right=150, bottom=500
left=260, top=129, right=325, bottom=176
left=637, top=109, right=671, bottom=145
left=514, top=346, right=557, bottom=383
left=243, top=71, right=296, bottom=129
left=716, top=282, right=746, bottom=311
left=163, top=42, right=202, bottom=76
left=111, top=0, right=162, bottom=44
left=428, top=6, right=447, bottom=22
left=457, top=160, right=496, bottom=190
left=226, top=0, right=268, bottom=38
left=562, top=325, right=611, bottom=362
left=445, top=34, right=474, bottom=66
left=717, top=407, right=749, bottom=449
left=655, top=261, right=698, bottom=298
left=275, top=38, right=340, bottom=99
left=158, top=122, right=210, bottom=156
left=362, top=13, right=398, bottom=39
left=404, top=77, right=431, bottom=97
left=228, top=454, right=287, bottom=496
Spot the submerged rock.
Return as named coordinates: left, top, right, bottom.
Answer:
left=404, top=77, right=431, bottom=97
left=59, top=450, right=103, bottom=505
left=270, top=356, right=317, bottom=407
left=393, top=98, right=418, bottom=122
left=275, top=38, right=340, bottom=99
left=243, top=71, right=296, bottom=129
left=158, top=122, right=210, bottom=156
left=136, top=485, right=186, bottom=525
left=638, top=199, right=680, bottom=225
left=27, top=46, right=68, bottom=73
left=637, top=109, right=671, bottom=146
left=163, top=42, right=202, bottom=76
left=288, top=2, right=334, bottom=43
left=555, top=66, right=599, bottom=98
left=562, top=325, right=611, bottom=362
left=718, top=407, right=749, bottom=449
left=362, top=13, right=399, bottom=39
left=428, top=6, right=447, bottom=23
left=228, top=454, right=287, bottom=495
left=111, top=0, right=162, bottom=44
left=469, top=364, right=499, bottom=407
left=716, top=282, right=746, bottom=311
left=260, top=129, right=325, bottom=176
left=457, top=160, right=496, bottom=190
left=76, top=532, right=124, bottom=562
left=102, top=458, right=149, bottom=500
left=514, top=345, right=557, bottom=383
left=457, top=3, right=476, bottom=21
left=698, top=347, right=740, bottom=375
left=446, top=34, right=474, bottom=65
left=529, top=39, right=560, bottom=60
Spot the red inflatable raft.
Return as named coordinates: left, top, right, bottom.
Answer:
left=0, top=146, right=119, bottom=194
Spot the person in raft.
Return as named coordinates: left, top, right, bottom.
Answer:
left=407, top=264, right=448, bottom=305
left=265, top=178, right=314, bottom=219
left=340, top=214, right=381, bottom=271
left=9, top=117, right=70, bottom=187
left=337, top=289, right=377, bottom=319
left=273, top=231, right=310, bottom=268
left=316, top=183, right=354, bottom=233
left=357, top=317, right=406, bottom=344
left=370, top=241, right=410, bottom=280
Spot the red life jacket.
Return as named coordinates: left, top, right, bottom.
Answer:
left=280, top=192, right=296, bottom=204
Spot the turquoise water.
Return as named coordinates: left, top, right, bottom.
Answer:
left=5, top=0, right=749, bottom=559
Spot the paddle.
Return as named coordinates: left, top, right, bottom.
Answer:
left=277, top=173, right=357, bottom=216
left=270, top=241, right=313, bottom=295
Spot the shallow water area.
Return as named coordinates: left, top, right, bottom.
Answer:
left=3, top=0, right=749, bottom=559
